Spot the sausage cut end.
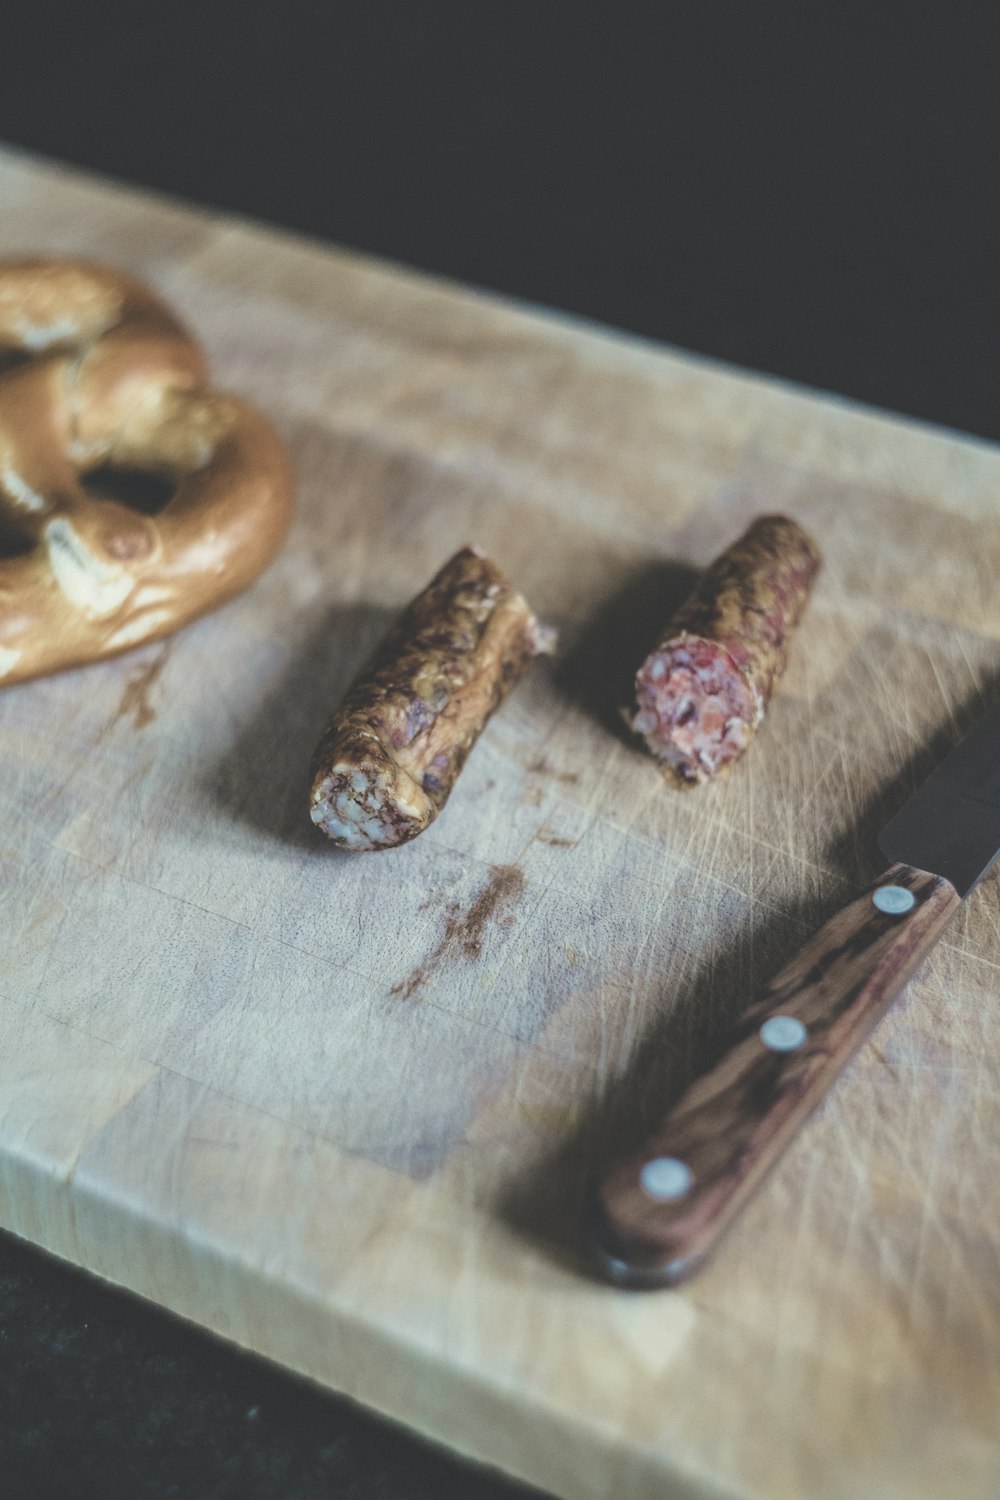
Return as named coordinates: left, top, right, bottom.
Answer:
left=633, top=635, right=757, bottom=786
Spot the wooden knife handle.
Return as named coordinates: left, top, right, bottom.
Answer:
left=591, top=863, right=961, bottom=1287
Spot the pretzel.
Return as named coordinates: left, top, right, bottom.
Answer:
left=0, top=258, right=294, bottom=685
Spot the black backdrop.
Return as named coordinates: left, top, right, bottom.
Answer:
left=1, top=6, right=997, bottom=1499
left=3, top=3, right=998, bottom=439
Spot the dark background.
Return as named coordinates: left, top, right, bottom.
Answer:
left=3, top=3, right=998, bottom=440
left=1, top=5, right=996, bottom=1498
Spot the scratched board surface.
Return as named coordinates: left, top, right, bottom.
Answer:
left=1, top=147, right=999, bottom=1500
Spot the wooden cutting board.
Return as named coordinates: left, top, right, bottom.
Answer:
left=2, top=146, right=999, bottom=1500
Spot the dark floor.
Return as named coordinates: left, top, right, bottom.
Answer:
left=0, top=1229, right=535, bottom=1500
left=1, top=4, right=997, bottom=1498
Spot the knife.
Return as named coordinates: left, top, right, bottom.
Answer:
left=591, top=698, right=1000, bottom=1288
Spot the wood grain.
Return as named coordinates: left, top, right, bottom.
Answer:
left=1, top=145, right=1000, bottom=1500
left=594, top=864, right=962, bottom=1285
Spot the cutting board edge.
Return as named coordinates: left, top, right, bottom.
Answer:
left=0, top=1140, right=750, bottom=1500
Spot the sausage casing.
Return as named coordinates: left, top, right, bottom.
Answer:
left=631, top=514, right=821, bottom=786
left=310, top=546, right=552, bottom=849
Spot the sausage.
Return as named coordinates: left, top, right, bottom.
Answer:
left=309, top=546, right=553, bottom=849
left=630, top=514, right=821, bottom=786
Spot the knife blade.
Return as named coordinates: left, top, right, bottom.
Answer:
left=591, top=699, right=1000, bottom=1288
left=877, top=698, right=1000, bottom=895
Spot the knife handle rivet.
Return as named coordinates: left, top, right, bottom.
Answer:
left=873, top=885, right=916, bottom=916
left=640, top=1157, right=693, bottom=1201
left=760, top=1015, right=808, bottom=1051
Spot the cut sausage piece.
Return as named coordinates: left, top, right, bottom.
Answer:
left=631, top=515, right=821, bottom=786
left=309, top=546, right=553, bottom=850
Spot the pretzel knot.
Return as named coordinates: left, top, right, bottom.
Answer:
left=0, top=258, right=295, bottom=685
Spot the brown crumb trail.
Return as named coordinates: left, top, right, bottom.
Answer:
left=391, top=864, right=526, bottom=999
left=114, top=642, right=171, bottom=729
left=449, top=864, right=525, bottom=959
left=526, top=755, right=579, bottom=785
